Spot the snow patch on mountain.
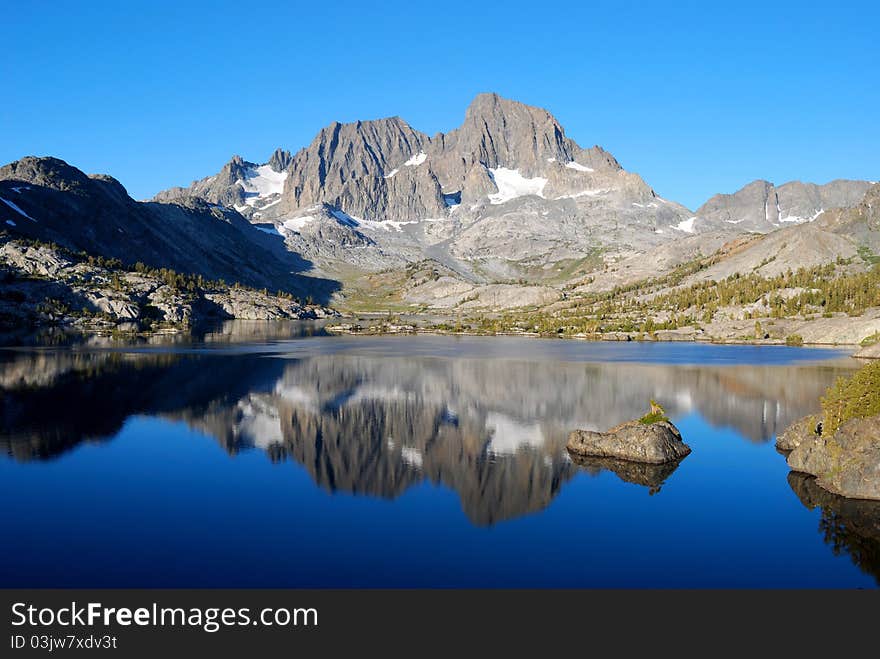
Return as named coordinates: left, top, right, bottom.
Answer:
left=556, top=188, right=611, bottom=200
left=674, top=217, right=697, bottom=233
left=443, top=192, right=461, bottom=208
left=237, top=165, right=287, bottom=206
left=403, top=152, right=427, bottom=167
left=1, top=197, right=37, bottom=221
left=780, top=208, right=824, bottom=223
left=281, top=216, right=317, bottom=233
left=487, top=168, right=547, bottom=204
left=565, top=161, right=594, bottom=172
left=254, top=225, right=283, bottom=237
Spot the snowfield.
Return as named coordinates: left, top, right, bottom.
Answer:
left=565, top=161, right=594, bottom=172
left=487, top=168, right=547, bottom=204
left=555, top=188, right=611, bottom=200
left=674, top=217, right=697, bottom=233
left=780, top=208, right=824, bottom=223
left=281, top=215, right=317, bottom=233
left=403, top=152, right=427, bottom=167
left=237, top=165, right=287, bottom=206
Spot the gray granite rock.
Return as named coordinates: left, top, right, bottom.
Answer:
left=696, top=179, right=872, bottom=233
left=567, top=419, right=691, bottom=464
left=787, top=414, right=880, bottom=500
left=855, top=342, right=880, bottom=359
left=776, top=414, right=822, bottom=451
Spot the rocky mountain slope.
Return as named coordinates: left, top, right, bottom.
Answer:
left=575, top=183, right=879, bottom=295
left=0, top=237, right=333, bottom=332
left=677, top=183, right=880, bottom=284
left=694, top=179, right=872, bottom=233
left=0, top=156, right=337, bottom=302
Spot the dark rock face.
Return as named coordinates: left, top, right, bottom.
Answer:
left=0, top=238, right=333, bottom=329
left=567, top=420, right=691, bottom=464
left=0, top=157, right=338, bottom=302
left=787, top=414, right=880, bottom=500
left=776, top=414, right=821, bottom=451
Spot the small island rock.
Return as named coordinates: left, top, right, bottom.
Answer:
left=567, top=420, right=691, bottom=465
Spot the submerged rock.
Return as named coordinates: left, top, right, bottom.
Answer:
left=787, top=414, right=880, bottom=500
left=776, top=414, right=822, bottom=451
left=567, top=420, right=691, bottom=464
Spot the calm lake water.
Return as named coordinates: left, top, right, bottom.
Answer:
left=1, top=325, right=877, bottom=587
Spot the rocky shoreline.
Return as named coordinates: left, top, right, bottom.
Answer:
left=0, top=238, right=335, bottom=333
left=777, top=361, right=880, bottom=500
left=323, top=318, right=871, bottom=349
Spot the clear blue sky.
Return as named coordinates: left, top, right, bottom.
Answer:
left=2, top=0, right=877, bottom=209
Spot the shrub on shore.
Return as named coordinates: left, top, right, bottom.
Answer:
left=821, top=361, right=880, bottom=435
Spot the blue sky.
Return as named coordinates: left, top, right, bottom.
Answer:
left=1, top=0, right=877, bottom=209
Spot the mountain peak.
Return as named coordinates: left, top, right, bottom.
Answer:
left=465, top=92, right=536, bottom=111
left=268, top=148, right=292, bottom=172
left=0, top=156, right=93, bottom=193
left=449, top=93, right=572, bottom=174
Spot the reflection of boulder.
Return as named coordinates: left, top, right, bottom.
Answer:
left=787, top=415, right=880, bottom=500
left=569, top=454, right=685, bottom=494
left=788, top=472, right=880, bottom=585
left=567, top=421, right=691, bottom=464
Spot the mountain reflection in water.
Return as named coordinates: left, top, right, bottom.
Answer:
left=0, top=345, right=855, bottom=527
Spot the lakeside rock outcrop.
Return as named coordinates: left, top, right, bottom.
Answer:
left=855, top=342, right=880, bottom=359
left=776, top=414, right=822, bottom=452
left=567, top=419, right=691, bottom=464
left=786, top=415, right=880, bottom=500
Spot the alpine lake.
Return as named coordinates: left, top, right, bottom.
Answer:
left=1, top=322, right=876, bottom=588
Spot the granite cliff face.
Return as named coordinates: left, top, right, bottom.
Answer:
left=154, top=93, right=697, bottom=278
left=694, top=179, right=873, bottom=233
